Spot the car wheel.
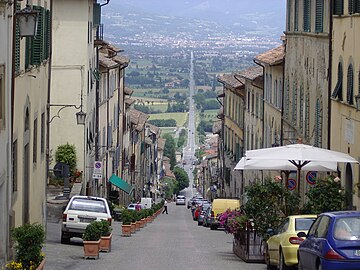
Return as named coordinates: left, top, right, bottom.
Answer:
left=317, top=261, right=322, bottom=270
left=61, top=232, right=70, bottom=244
left=279, top=250, right=289, bottom=270
left=264, top=245, right=276, bottom=270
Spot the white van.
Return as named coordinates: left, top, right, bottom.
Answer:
left=141, top=197, right=153, bottom=209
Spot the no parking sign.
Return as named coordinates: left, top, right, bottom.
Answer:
left=306, top=171, right=317, bottom=185
left=287, top=178, right=297, bottom=191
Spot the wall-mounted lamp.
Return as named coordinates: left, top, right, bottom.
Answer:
left=16, top=5, right=39, bottom=38
left=355, top=95, right=360, bottom=111
left=49, top=104, right=86, bottom=125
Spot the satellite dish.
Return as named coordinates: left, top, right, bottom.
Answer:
left=53, top=162, right=70, bottom=178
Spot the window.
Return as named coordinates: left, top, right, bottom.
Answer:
left=0, top=65, right=4, bottom=129
left=303, top=0, right=311, bottom=32
left=332, top=62, right=343, bottom=100
left=25, top=6, right=51, bottom=68
left=315, top=0, right=324, bottom=32
left=349, top=0, right=355, bottom=14
left=33, top=118, right=37, bottom=164
left=347, top=64, right=354, bottom=105
left=333, top=0, right=344, bottom=15
left=41, top=112, right=45, bottom=154
left=25, top=108, right=29, bottom=131
left=316, top=216, right=331, bottom=238
left=12, top=140, right=18, bottom=192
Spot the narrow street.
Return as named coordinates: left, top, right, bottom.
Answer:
left=44, top=202, right=266, bottom=270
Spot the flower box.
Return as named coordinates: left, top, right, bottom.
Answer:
left=83, top=240, right=100, bottom=259
left=100, top=233, right=112, bottom=252
left=233, top=230, right=264, bottom=263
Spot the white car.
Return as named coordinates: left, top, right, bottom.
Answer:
left=61, top=196, right=112, bottom=244
left=176, top=195, right=186, bottom=205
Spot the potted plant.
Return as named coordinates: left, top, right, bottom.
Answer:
left=130, top=211, right=137, bottom=234
left=98, top=220, right=112, bottom=252
left=82, top=221, right=102, bottom=259
left=11, top=223, right=46, bottom=270
left=121, top=210, right=132, bottom=237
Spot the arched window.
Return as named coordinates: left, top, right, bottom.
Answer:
left=25, top=108, right=30, bottom=131
left=332, top=62, right=343, bottom=100
left=347, top=64, right=354, bottom=105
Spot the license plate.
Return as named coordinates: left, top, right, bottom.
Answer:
left=79, top=217, right=95, bottom=223
left=355, top=250, right=360, bottom=256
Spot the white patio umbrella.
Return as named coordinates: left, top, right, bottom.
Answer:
left=234, top=157, right=337, bottom=172
left=243, top=144, right=358, bottom=192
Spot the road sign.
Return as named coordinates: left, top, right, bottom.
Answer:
left=306, top=171, right=317, bottom=185
left=93, top=161, right=102, bottom=174
left=287, top=178, right=297, bottom=191
left=92, top=173, right=102, bottom=179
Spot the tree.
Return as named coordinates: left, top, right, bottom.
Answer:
left=163, top=133, right=176, bottom=169
left=55, top=143, right=77, bottom=174
left=173, top=167, right=189, bottom=194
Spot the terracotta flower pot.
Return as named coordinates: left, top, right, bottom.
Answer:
left=83, top=240, right=100, bottom=259
left=131, top=223, right=136, bottom=233
left=122, top=224, right=131, bottom=236
left=36, top=258, right=45, bottom=270
left=141, top=218, right=146, bottom=227
left=135, top=221, right=141, bottom=231
left=100, top=233, right=112, bottom=252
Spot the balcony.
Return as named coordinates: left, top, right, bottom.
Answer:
left=94, top=24, right=104, bottom=46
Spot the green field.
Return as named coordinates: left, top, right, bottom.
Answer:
left=149, top=112, right=188, bottom=127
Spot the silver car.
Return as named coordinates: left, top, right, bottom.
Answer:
left=176, top=195, right=186, bottom=205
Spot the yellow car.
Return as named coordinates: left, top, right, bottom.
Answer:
left=265, top=215, right=317, bottom=270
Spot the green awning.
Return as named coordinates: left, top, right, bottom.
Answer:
left=109, top=174, right=133, bottom=195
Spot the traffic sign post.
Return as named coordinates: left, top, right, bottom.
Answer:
left=306, top=171, right=317, bottom=185
left=93, top=161, right=103, bottom=179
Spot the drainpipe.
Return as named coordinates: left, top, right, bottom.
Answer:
left=45, top=0, right=54, bottom=228
left=252, top=60, right=265, bottom=148
left=328, top=0, right=333, bottom=150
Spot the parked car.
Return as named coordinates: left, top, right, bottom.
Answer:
left=187, top=196, right=203, bottom=209
left=265, top=215, right=317, bottom=269
left=198, top=203, right=211, bottom=226
left=176, top=195, right=186, bottom=205
left=210, top=198, right=240, bottom=230
left=203, top=205, right=213, bottom=227
left=298, top=211, right=360, bottom=270
left=61, top=196, right=112, bottom=244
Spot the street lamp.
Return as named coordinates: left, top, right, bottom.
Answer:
left=16, top=5, right=39, bottom=38
left=75, top=110, right=86, bottom=125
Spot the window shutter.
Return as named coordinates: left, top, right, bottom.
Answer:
left=93, top=3, right=101, bottom=26
left=356, top=0, right=360, bottom=13
left=303, top=0, right=311, bottom=32
left=332, top=62, right=343, bottom=100
left=347, top=64, right=354, bottom=105
left=32, top=6, right=44, bottom=65
left=314, top=99, right=322, bottom=147
left=15, top=4, right=21, bottom=73
left=333, top=0, right=344, bottom=15
left=25, top=37, right=32, bottom=69
left=294, top=0, right=299, bottom=31
left=349, top=0, right=355, bottom=14
left=315, top=0, right=324, bottom=32
left=44, top=10, right=50, bottom=59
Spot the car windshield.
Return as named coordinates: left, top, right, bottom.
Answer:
left=295, top=218, right=316, bottom=231
left=69, top=198, right=107, bottom=213
left=333, top=217, right=360, bottom=241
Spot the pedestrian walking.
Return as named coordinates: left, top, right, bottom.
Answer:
left=162, top=199, right=168, bottom=214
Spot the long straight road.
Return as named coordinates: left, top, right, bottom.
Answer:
left=44, top=202, right=266, bottom=270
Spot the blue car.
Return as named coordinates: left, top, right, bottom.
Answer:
left=298, top=211, right=360, bottom=270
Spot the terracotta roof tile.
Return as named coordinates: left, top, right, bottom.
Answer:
left=99, top=53, right=119, bottom=69
left=146, top=123, right=160, bottom=134
left=254, top=45, right=285, bottom=66
left=236, top=66, right=263, bottom=80
left=113, top=55, right=130, bottom=65
left=217, top=74, right=244, bottom=88
left=124, top=87, right=134, bottom=95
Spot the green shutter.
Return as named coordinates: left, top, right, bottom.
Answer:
left=333, top=0, right=344, bottom=15
left=315, top=0, right=324, bottom=32
left=356, top=0, right=360, bottom=13
left=15, top=4, right=21, bottom=73
left=32, top=6, right=44, bottom=65
left=294, top=0, right=298, bottom=31
left=303, top=0, right=311, bottom=32
left=44, top=10, right=50, bottom=59
left=25, top=37, right=32, bottom=69
left=93, top=3, right=101, bottom=26
left=349, top=0, right=354, bottom=14
left=347, top=64, right=354, bottom=105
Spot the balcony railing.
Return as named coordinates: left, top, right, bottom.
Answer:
left=94, top=24, right=103, bottom=45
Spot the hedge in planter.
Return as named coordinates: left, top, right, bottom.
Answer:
left=11, top=223, right=45, bottom=270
